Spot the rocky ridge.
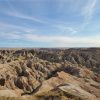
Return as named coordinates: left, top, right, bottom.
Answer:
left=0, top=48, right=100, bottom=100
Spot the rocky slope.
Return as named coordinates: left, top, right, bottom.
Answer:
left=0, top=48, right=100, bottom=100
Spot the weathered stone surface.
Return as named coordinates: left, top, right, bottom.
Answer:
left=0, top=48, right=100, bottom=100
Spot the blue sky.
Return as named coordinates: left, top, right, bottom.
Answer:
left=0, top=0, right=100, bottom=47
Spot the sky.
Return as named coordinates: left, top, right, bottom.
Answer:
left=0, top=0, right=100, bottom=47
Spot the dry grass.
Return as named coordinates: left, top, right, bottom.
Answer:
left=0, top=96, right=64, bottom=100
left=0, top=96, right=23, bottom=100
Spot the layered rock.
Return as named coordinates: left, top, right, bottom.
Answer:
left=0, top=48, right=100, bottom=100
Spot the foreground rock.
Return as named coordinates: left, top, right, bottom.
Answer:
left=35, top=71, right=99, bottom=100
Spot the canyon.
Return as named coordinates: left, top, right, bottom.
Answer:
left=0, top=48, right=100, bottom=100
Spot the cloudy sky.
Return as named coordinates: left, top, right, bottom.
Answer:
left=0, top=0, right=100, bottom=47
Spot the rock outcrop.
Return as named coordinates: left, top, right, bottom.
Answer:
left=0, top=48, right=100, bottom=100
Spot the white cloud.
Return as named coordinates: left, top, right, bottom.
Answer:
left=24, top=34, right=100, bottom=47
left=1, top=31, right=100, bottom=47
left=23, top=33, right=100, bottom=44
left=77, top=0, right=98, bottom=32
left=0, top=32, right=21, bottom=39
left=0, top=0, right=47, bottom=24
left=0, top=22, right=37, bottom=33
left=6, top=11, right=47, bottom=24
left=54, top=24, right=78, bottom=35
left=82, top=0, right=97, bottom=20
left=0, top=0, right=83, bottom=35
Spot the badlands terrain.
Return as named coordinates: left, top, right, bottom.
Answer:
left=0, top=48, right=100, bottom=100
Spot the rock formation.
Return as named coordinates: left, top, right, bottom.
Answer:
left=0, top=48, right=100, bottom=100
